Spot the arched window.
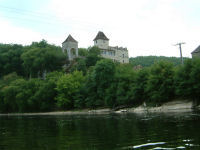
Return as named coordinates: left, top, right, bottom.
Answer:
left=71, top=48, right=76, bottom=55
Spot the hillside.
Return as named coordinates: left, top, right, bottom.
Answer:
left=129, top=56, right=190, bottom=67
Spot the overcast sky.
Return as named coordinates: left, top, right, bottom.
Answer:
left=0, top=0, right=199, bottom=57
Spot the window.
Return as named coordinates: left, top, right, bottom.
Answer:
left=123, top=60, right=124, bottom=63
left=122, top=54, right=124, bottom=58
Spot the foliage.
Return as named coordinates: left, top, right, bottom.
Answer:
left=78, top=48, right=88, bottom=57
left=0, top=40, right=66, bottom=79
left=146, top=61, right=175, bottom=104
left=174, top=58, right=200, bottom=103
left=85, top=46, right=102, bottom=67
left=130, top=56, right=190, bottom=67
left=0, top=71, right=63, bottom=113
left=130, top=68, right=149, bottom=105
left=113, top=64, right=136, bottom=106
left=1, top=40, right=200, bottom=113
left=85, top=59, right=116, bottom=107
left=55, top=71, right=86, bottom=109
left=174, top=59, right=193, bottom=98
left=70, top=58, right=87, bottom=75
left=21, top=42, right=65, bottom=78
left=0, top=44, right=24, bottom=77
left=189, top=59, right=200, bottom=102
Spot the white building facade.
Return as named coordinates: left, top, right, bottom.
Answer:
left=62, top=32, right=129, bottom=63
left=93, top=31, right=129, bottom=63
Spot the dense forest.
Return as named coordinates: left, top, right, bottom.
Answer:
left=129, top=56, right=190, bottom=67
left=0, top=40, right=199, bottom=113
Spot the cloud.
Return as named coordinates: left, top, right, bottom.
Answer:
left=0, top=17, right=43, bottom=45
left=47, top=0, right=199, bottom=57
left=0, top=16, right=63, bottom=46
left=0, top=0, right=199, bottom=57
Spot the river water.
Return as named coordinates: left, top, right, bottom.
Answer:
left=0, top=111, right=200, bottom=150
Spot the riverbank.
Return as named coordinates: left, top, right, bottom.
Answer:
left=0, top=100, right=199, bottom=116
left=126, top=100, right=199, bottom=113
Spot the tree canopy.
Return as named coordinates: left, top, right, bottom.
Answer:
left=0, top=40, right=200, bottom=113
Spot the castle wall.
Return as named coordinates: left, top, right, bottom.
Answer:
left=62, top=41, right=78, bottom=60
left=100, top=47, right=129, bottom=63
left=192, top=52, right=200, bottom=58
left=114, top=48, right=129, bottom=63
left=94, top=39, right=109, bottom=49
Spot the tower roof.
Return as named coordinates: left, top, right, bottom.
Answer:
left=191, top=45, right=200, bottom=54
left=93, top=31, right=109, bottom=41
left=62, top=34, right=78, bottom=43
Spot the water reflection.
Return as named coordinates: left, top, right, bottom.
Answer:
left=0, top=112, right=200, bottom=150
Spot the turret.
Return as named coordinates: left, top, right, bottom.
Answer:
left=93, top=31, right=109, bottom=49
left=62, top=34, right=78, bottom=61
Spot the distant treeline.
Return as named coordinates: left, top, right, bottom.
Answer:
left=0, top=40, right=199, bottom=113
left=130, top=56, right=190, bottom=67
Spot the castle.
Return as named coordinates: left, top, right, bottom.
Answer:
left=62, top=31, right=129, bottom=63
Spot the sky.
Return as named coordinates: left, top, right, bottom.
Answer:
left=0, top=0, right=199, bottom=58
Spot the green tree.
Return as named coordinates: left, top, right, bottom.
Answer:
left=70, top=58, right=87, bottom=75
left=114, top=64, right=136, bottom=106
left=85, top=46, right=102, bottom=67
left=174, top=59, right=193, bottom=98
left=0, top=73, right=21, bottom=112
left=78, top=48, right=88, bottom=57
left=146, top=61, right=175, bottom=104
left=175, top=58, right=200, bottom=104
left=130, top=68, right=149, bottom=105
left=129, top=56, right=190, bottom=67
left=21, top=41, right=65, bottom=78
left=85, top=59, right=116, bottom=107
left=0, top=44, right=24, bottom=77
left=190, top=59, right=200, bottom=103
left=55, top=71, right=85, bottom=109
left=34, top=71, right=64, bottom=111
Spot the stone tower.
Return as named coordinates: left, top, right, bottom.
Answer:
left=93, top=31, right=129, bottom=63
left=93, top=31, right=109, bottom=49
left=62, top=34, right=78, bottom=61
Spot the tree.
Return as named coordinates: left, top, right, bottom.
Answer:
left=55, top=71, right=85, bottom=109
left=113, top=64, right=136, bottom=106
left=78, top=48, right=88, bottom=57
left=190, top=58, right=200, bottom=103
left=0, top=73, right=21, bottom=112
left=174, top=58, right=200, bottom=104
left=130, top=68, right=149, bottom=105
left=129, top=56, right=190, bottom=67
left=70, top=58, right=87, bottom=75
left=146, top=61, right=175, bottom=104
left=85, top=46, right=102, bottom=67
left=85, top=59, right=116, bottom=107
left=174, top=59, right=193, bottom=99
left=0, top=44, right=24, bottom=77
left=21, top=41, right=65, bottom=78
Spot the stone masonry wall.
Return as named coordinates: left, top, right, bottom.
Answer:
left=100, top=46, right=129, bottom=63
left=192, top=52, right=200, bottom=58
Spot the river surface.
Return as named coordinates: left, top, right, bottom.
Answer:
left=0, top=111, right=200, bottom=150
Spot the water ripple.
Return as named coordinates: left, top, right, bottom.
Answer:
left=124, top=142, right=166, bottom=149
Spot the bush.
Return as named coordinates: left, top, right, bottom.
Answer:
left=55, top=71, right=86, bottom=109
left=146, top=61, right=175, bottom=104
